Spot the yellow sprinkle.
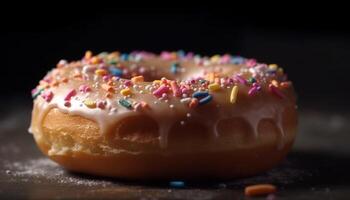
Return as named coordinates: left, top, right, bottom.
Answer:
left=271, top=80, right=279, bottom=87
left=210, top=55, right=221, bottom=63
left=85, top=50, right=92, bottom=59
left=153, top=80, right=162, bottom=85
left=95, top=69, right=108, bottom=76
left=131, top=75, right=144, bottom=83
left=268, top=64, right=278, bottom=70
left=230, top=86, right=239, bottom=104
left=83, top=99, right=96, bottom=108
left=208, top=83, right=220, bottom=92
left=120, top=88, right=132, bottom=96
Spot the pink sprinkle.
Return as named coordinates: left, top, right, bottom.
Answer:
left=64, top=101, right=71, bottom=107
left=246, top=59, right=257, bottom=67
left=102, top=75, right=110, bottom=82
left=153, top=85, right=169, bottom=97
left=269, top=84, right=285, bottom=99
left=248, top=87, right=258, bottom=96
left=124, top=80, right=133, bottom=87
left=220, top=54, right=231, bottom=64
left=42, top=91, right=53, bottom=102
left=170, top=81, right=182, bottom=97
left=234, top=75, right=247, bottom=85
left=64, top=89, right=77, bottom=101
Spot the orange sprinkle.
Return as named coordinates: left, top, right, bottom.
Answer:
left=131, top=75, right=144, bottom=83
left=244, top=184, right=277, bottom=197
left=189, top=98, right=199, bottom=108
left=90, top=56, right=100, bottom=64
left=50, top=80, right=59, bottom=87
left=95, top=69, right=108, bottom=76
left=61, top=77, right=68, bottom=83
left=271, top=80, right=279, bottom=87
left=101, top=84, right=115, bottom=93
left=105, top=93, right=113, bottom=98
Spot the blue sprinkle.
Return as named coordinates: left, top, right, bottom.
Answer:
left=170, top=63, right=179, bottom=74
left=109, top=67, right=123, bottom=77
left=192, top=91, right=209, bottom=99
left=198, top=94, right=212, bottom=105
left=231, top=56, right=245, bottom=65
left=177, top=50, right=186, bottom=58
left=169, top=181, right=185, bottom=188
left=120, top=53, right=129, bottom=61
left=192, top=91, right=212, bottom=105
left=118, top=99, right=132, bottom=109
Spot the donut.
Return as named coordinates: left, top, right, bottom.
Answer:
left=29, top=50, right=297, bottom=180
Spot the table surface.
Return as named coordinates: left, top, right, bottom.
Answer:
left=1, top=100, right=350, bottom=200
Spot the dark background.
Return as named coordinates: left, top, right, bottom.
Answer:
left=1, top=6, right=350, bottom=108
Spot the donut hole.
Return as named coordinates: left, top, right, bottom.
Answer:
left=111, top=115, right=160, bottom=151
left=216, top=117, right=256, bottom=147
left=167, top=121, right=212, bottom=151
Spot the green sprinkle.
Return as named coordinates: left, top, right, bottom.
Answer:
left=119, top=99, right=132, bottom=109
left=248, top=77, right=256, bottom=84
left=108, top=59, right=118, bottom=65
left=32, top=88, right=44, bottom=99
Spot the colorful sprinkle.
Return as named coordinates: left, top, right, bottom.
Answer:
left=83, top=99, right=96, bottom=108
left=153, top=85, right=169, bottom=98
left=31, top=88, right=44, bottom=99
left=189, top=98, right=199, bottom=108
left=244, top=184, right=277, bottom=197
left=64, top=89, right=76, bottom=101
left=95, top=69, right=108, bottom=76
left=97, top=101, right=106, bottom=109
left=192, top=91, right=212, bottom=105
left=109, top=67, right=123, bottom=77
left=170, top=81, right=181, bottom=97
left=119, top=99, right=132, bottom=109
left=234, top=75, right=247, bottom=85
left=41, top=91, right=54, bottom=102
left=208, top=83, right=220, bottom=92
left=102, top=84, right=115, bottom=93
left=230, top=86, right=238, bottom=104
left=131, top=75, right=144, bottom=83
left=169, top=181, right=185, bottom=188
left=64, top=101, right=71, bottom=107
left=248, top=86, right=258, bottom=96
left=120, top=88, right=132, bottom=96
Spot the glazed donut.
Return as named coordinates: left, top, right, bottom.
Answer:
left=29, top=51, right=297, bottom=180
